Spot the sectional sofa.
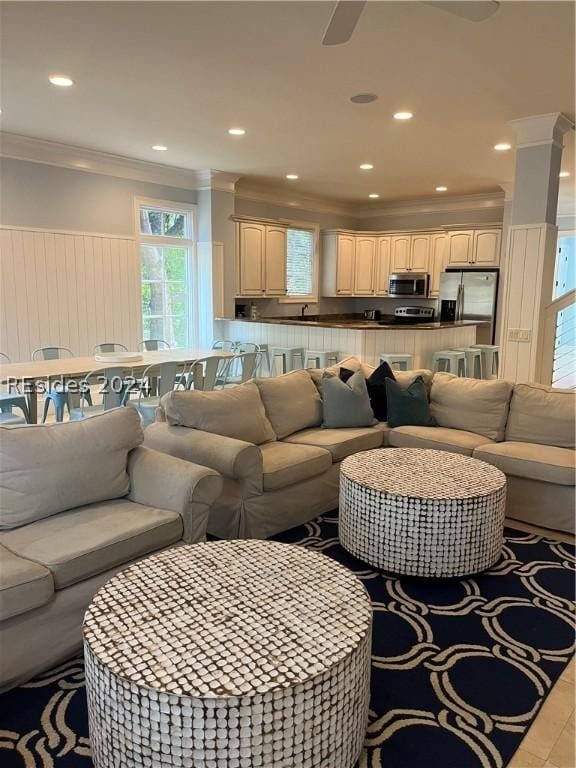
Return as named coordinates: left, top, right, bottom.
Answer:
left=145, top=356, right=575, bottom=538
left=0, top=407, right=223, bottom=690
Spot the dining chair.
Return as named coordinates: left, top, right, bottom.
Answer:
left=69, top=367, right=128, bottom=420
left=138, top=339, right=171, bottom=351
left=221, top=352, right=262, bottom=386
left=187, top=355, right=232, bottom=391
left=0, top=353, right=31, bottom=423
left=212, top=340, right=237, bottom=352
left=126, top=361, right=182, bottom=427
left=93, top=343, right=129, bottom=354
left=32, top=346, right=91, bottom=422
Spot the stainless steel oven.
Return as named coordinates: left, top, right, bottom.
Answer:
left=388, top=272, right=429, bottom=298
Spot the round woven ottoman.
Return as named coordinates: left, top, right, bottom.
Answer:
left=83, top=540, right=372, bottom=768
left=340, top=447, right=506, bottom=577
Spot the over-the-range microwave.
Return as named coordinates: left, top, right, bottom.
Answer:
left=388, top=272, right=429, bottom=298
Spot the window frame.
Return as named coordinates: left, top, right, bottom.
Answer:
left=134, top=196, right=197, bottom=348
left=278, top=219, right=320, bottom=304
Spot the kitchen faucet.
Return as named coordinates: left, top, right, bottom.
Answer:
left=301, top=303, right=309, bottom=319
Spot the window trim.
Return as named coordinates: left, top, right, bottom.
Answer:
left=134, top=196, right=197, bottom=347
left=278, top=219, right=320, bottom=304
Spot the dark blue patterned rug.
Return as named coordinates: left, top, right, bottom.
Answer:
left=1, top=513, right=574, bottom=768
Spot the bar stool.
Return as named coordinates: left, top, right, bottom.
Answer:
left=471, top=344, right=500, bottom=378
left=257, top=344, right=272, bottom=376
left=379, top=353, right=414, bottom=371
left=453, top=347, right=484, bottom=379
left=431, top=350, right=466, bottom=376
left=271, top=347, right=305, bottom=374
left=306, top=350, right=340, bottom=368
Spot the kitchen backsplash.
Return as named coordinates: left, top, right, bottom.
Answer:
left=235, top=296, right=439, bottom=318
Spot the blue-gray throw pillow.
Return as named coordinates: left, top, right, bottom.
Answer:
left=340, top=361, right=396, bottom=421
left=385, top=376, right=436, bottom=428
left=322, top=370, right=377, bottom=428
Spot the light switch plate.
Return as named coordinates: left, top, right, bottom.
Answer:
left=508, top=328, right=532, bottom=342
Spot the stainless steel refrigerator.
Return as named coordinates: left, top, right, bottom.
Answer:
left=439, top=269, right=499, bottom=344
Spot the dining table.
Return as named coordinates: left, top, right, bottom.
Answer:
left=0, top=348, right=233, bottom=423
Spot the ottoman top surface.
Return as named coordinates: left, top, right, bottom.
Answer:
left=83, top=540, right=372, bottom=699
left=341, top=448, right=506, bottom=500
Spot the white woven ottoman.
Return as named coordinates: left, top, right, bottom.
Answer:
left=83, top=540, right=372, bottom=768
left=340, top=448, right=506, bottom=577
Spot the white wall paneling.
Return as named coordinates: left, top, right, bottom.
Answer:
left=0, top=226, right=140, bottom=362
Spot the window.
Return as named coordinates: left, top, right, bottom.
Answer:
left=137, top=200, right=195, bottom=348
left=553, top=233, right=576, bottom=300
left=284, top=226, right=317, bottom=301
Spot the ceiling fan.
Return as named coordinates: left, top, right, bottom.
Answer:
left=322, top=1, right=500, bottom=46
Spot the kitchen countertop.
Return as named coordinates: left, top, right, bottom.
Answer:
left=219, top=316, right=489, bottom=331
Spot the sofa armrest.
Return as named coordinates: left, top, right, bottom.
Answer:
left=127, top=446, right=223, bottom=544
left=144, top=423, right=263, bottom=494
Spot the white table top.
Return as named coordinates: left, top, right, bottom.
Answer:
left=83, top=540, right=372, bottom=698
left=341, top=448, right=506, bottom=500
left=0, top=348, right=232, bottom=383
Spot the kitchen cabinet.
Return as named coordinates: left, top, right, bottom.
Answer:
left=390, top=235, right=411, bottom=272
left=429, top=233, right=448, bottom=297
left=236, top=222, right=287, bottom=297
left=473, top=229, right=501, bottom=266
left=354, top=237, right=376, bottom=295
left=321, top=232, right=355, bottom=296
left=448, top=231, right=474, bottom=266
left=375, top=237, right=391, bottom=295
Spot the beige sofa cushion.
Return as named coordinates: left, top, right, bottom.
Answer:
left=0, top=544, right=54, bottom=621
left=161, top=383, right=276, bottom=445
left=389, top=425, right=493, bottom=456
left=0, top=407, right=143, bottom=531
left=1, top=500, right=183, bottom=589
left=506, top=383, right=575, bottom=449
left=473, top=442, right=575, bottom=486
left=254, top=370, right=322, bottom=439
left=260, top=442, right=332, bottom=491
left=284, top=426, right=384, bottom=461
left=430, top=372, right=513, bottom=441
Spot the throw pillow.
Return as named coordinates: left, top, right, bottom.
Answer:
left=322, top=371, right=377, bottom=428
left=385, top=376, right=436, bottom=428
left=340, top=361, right=396, bottom=421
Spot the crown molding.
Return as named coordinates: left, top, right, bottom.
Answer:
left=355, top=191, right=505, bottom=219
left=234, top=183, right=356, bottom=217
left=0, top=132, right=239, bottom=192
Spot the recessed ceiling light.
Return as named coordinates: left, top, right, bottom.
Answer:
left=359, top=163, right=374, bottom=171
left=286, top=174, right=299, bottom=180
left=368, top=193, right=380, bottom=199
left=435, top=186, right=448, bottom=192
left=559, top=171, right=570, bottom=178
left=49, top=74, right=75, bottom=87
left=152, top=145, right=168, bottom=151
left=393, top=111, right=413, bottom=120
left=494, top=142, right=512, bottom=151
left=228, top=127, right=246, bottom=136
left=350, top=93, right=378, bottom=104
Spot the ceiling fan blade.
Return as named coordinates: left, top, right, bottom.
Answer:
left=322, top=1, right=367, bottom=46
left=423, top=1, right=500, bottom=22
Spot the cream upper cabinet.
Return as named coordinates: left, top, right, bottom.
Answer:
left=429, top=233, right=448, bottom=297
left=237, top=222, right=266, bottom=296
left=264, top=226, right=287, bottom=295
left=390, top=235, right=411, bottom=272
left=448, top=230, right=474, bottom=267
left=375, top=237, right=391, bottom=295
left=410, top=234, right=430, bottom=272
left=236, top=221, right=287, bottom=297
left=354, top=237, right=376, bottom=295
left=335, top=235, right=355, bottom=295
left=473, top=229, right=501, bottom=266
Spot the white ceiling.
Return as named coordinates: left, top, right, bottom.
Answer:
left=1, top=1, right=574, bottom=206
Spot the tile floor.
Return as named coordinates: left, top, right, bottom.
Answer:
left=506, top=520, right=575, bottom=768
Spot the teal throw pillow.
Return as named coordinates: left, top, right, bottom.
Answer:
left=321, top=370, right=377, bottom=429
left=385, top=376, right=436, bottom=428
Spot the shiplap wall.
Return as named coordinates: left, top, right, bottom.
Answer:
left=0, top=226, right=141, bottom=362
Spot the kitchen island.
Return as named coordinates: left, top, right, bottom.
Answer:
left=215, top=316, right=486, bottom=369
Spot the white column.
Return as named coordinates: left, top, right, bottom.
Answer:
left=499, top=113, right=573, bottom=383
